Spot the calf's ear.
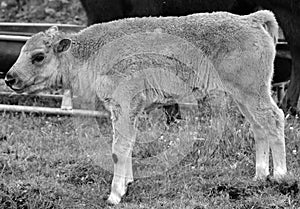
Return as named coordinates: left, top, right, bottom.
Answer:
left=46, top=26, right=59, bottom=35
left=54, top=39, right=72, bottom=53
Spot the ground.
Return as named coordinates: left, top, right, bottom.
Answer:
left=0, top=1, right=300, bottom=209
left=0, top=94, right=299, bottom=209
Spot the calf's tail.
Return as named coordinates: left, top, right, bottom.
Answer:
left=248, top=10, right=279, bottom=44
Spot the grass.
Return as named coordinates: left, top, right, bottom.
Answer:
left=0, top=0, right=86, bottom=25
left=0, top=94, right=299, bottom=209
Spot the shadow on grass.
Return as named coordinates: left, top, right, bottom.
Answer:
left=208, top=178, right=299, bottom=200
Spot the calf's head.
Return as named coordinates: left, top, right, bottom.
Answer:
left=5, top=26, right=72, bottom=93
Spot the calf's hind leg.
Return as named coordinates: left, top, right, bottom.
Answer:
left=235, top=94, right=286, bottom=179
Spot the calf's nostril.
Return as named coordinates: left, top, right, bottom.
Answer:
left=4, top=73, right=17, bottom=86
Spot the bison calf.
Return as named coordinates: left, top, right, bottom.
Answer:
left=5, top=10, right=287, bottom=204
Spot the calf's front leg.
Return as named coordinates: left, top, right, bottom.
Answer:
left=107, top=109, right=136, bottom=205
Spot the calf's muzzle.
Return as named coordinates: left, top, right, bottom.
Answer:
left=4, top=71, right=22, bottom=90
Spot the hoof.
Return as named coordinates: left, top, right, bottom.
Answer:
left=273, top=169, right=288, bottom=180
left=107, top=192, right=121, bottom=205
left=253, top=174, right=270, bottom=181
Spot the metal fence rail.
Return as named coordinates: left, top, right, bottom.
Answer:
left=0, top=90, right=109, bottom=118
left=0, top=91, right=63, bottom=99
left=0, top=104, right=109, bottom=117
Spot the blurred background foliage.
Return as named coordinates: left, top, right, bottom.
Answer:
left=0, top=0, right=87, bottom=25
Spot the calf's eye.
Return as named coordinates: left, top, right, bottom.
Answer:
left=32, top=53, right=45, bottom=64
